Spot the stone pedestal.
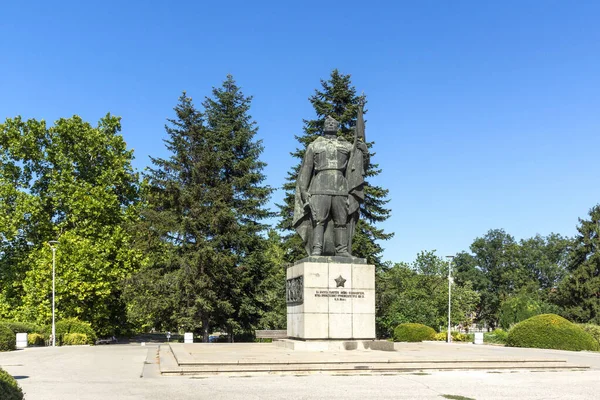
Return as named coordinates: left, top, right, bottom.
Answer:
left=286, top=257, right=376, bottom=340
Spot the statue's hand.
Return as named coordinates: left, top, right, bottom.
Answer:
left=301, top=191, right=311, bottom=205
left=356, top=141, right=368, bottom=154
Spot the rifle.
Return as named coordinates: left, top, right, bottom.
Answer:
left=351, top=95, right=366, bottom=169
left=345, top=95, right=367, bottom=250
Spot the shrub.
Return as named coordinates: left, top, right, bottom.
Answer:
left=46, top=318, right=97, bottom=345
left=433, top=331, right=473, bottom=342
left=1, top=321, right=41, bottom=334
left=0, top=367, right=24, bottom=400
left=578, top=324, right=600, bottom=347
left=484, top=329, right=508, bottom=345
left=506, top=314, right=599, bottom=352
left=27, top=333, right=46, bottom=347
left=393, top=323, right=436, bottom=342
left=432, top=331, right=473, bottom=342
left=0, top=324, right=16, bottom=352
left=452, top=332, right=474, bottom=342
left=63, top=333, right=89, bottom=346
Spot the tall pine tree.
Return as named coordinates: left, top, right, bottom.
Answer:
left=127, top=76, right=273, bottom=341
left=277, top=69, right=392, bottom=266
left=556, top=205, right=600, bottom=324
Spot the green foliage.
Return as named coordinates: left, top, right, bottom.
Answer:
left=519, top=234, right=571, bottom=295
left=277, top=69, right=392, bottom=266
left=376, top=251, right=479, bottom=338
left=250, top=230, right=286, bottom=331
left=498, top=290, right=564, bottom=330
left=393, top=323, right=435, bottom=342
left=556, top=205, right=600, bottom=324
left=0, top=324, right=16, bottom=351
left=454, top=230, right=572, bottom=328
left=484, top=329, right=508, bottom=344
left=506, top=314, right=599, bottom=351
left=125, top=77, right=273, bottom=341
left=0, top=114, right=142, bottom=336
left=578, top=324, right=600, bottom=347
left=49, top=318, right=96, bottom=345
left=0, top=321, right=40, bottom=334
left=433, top=331, right=473, bottom=342
left=499, top=294, right=539, bottom=330
left=27, top=333, right=45, bottom=346
left=454, top=332, right=474, bottom=342
left=63, top=333, right=89, bottom=345
left=466, top=230, right=523, bottom=326
left=0, top=367, right=24, bottom=400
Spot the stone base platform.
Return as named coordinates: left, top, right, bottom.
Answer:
left=287, top=260, right=375, bottom=339
left=158, top=342, right=591, bottom=377
left=274, top=339, right=394, bottom=351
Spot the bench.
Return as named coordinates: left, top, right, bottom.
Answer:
left=95, top=337, right=117, bottom=345
left=255, top=330, right=287, bottom=341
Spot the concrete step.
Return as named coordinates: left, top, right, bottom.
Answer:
left=158, top=345, right=589, bottom=376
left=160, top=362, right=589, bottom=376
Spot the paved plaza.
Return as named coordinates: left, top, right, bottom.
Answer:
left=1, top=343, right=600, bottom=399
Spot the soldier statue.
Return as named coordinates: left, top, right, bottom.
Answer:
left=292, top=108, right=369, bottom=257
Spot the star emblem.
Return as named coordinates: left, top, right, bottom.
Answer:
left=334, top=275, right=346, bottom=288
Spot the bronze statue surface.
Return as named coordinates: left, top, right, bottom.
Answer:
left=292, top=106, right=369, bottom=259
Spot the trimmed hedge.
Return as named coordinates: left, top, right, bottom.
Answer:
left=63, top=333, right=89, bottom=346
left=1, top=321, right=41, bottom=334
left=0, top=367, right=24, bottom=400
left=506, top=314, right=600, bottom=352
left=2, top=320, right=45, bottom=347
left=578, top=324, right=600, bottom=347
left=0, top=324, right=16, bottom=352
left=393, top=323, right=436, bottom=342
left=45, top=318, right=97, bottom=345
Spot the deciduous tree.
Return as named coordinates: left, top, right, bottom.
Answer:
left=376, top=251, right=479, bottom=337
left=0, top=115, right=140, bottom=335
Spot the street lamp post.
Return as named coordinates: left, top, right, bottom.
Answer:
left=446, top=255, right=455, bottom=343
left=49, top=241, right=58, bottom=347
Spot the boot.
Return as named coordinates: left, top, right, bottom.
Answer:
left=335, top=227, right=351, bottom=257
left=311, top=225, right=324, bottom=256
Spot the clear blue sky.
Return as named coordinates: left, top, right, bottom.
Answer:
left=2, top=1, right=599, bottom=263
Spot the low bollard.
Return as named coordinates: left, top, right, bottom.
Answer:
left=16, top=333, right=28, bottom=349
left=474, top=332, right=484, bottom=345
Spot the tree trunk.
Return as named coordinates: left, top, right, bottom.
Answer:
left=202, top=318, right=209, bottom=343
